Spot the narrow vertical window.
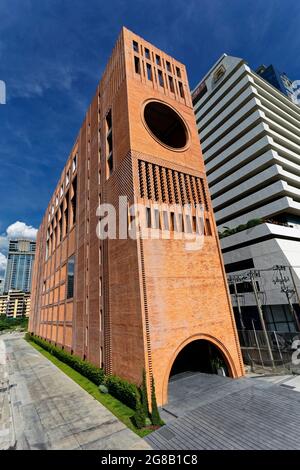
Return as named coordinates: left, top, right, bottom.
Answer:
left=166, top=61, right=171, bottom=72
left=71, top=176, right=77, bottom=225
left=158, top=70, right=164, bottom=87
left=170, top=212, right=176, bottom=231
left=106, top=110, right=112, bottom=130
left=177, top=213, right=183, bottom=232
left=146, top=207, right=151, bottom=228
left=154, top=209, right=161, bottom=229
left=205, top=218, right=212, bottom=236
left=59, top=207, right=63, bottom=242
left=176, top=66, right=181, bottom=78
left=169, top=76, right=175, bottom=93
left=163, top=211, right=169, bottom=230
left=146, top=63, right=152, bottom=81
left=107, top=155, right=113, bottom=176
left=72, top=154, right=77, bottom=173
left=156, top=54, right=161, bottom=66
left=133, top=40, right=139, bottom=52
left=64, top=191, right=69, bottom=236
left=178, top=81, right=184, bottom=98
left=67, top=256, right=75, bottom=299
left=144, top=47, right=150, bottom=59
left=134, top=56, right=141, bottom=74
left=106, top=110, right=113, bottom=177
left=185, top=214, right=192, bottom=233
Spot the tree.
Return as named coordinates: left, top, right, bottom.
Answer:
left=141, top=369, right=149, bottom=418
left=150, top=376, right=161, bottom=426
left=133, top=393, right=146, bottom=429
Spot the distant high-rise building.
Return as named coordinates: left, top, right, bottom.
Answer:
left=256, top=64, right=296, bottom=103
left=0, top=290, right=31, bottom=318
left=4, top=239, right=36, bottom=293
left=193, top=54, right=300, bottom=333
left=0, top=278, right=4, bottom=295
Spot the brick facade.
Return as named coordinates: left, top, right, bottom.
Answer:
left=29, top=28, right=244, bottom=405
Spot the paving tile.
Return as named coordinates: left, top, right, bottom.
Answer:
left=146, top=371, right=300, bottom=450
left=0, top=334, right=149, bottom=450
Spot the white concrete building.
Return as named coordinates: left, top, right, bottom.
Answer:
left=193, top=55, right=300, bottom=333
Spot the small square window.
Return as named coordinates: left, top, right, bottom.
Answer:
left=144, top=47, right=150, bottom=59
left=133, top=40, right=139, bottom=52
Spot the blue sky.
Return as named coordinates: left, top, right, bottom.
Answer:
left=0, top=0, right=300, bottom=273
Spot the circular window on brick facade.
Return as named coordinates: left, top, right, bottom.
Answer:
left=143, top=101, right=188, bottom=150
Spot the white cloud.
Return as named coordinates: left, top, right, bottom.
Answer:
left=0, top=252, right=7, bottom=276
left=6, top=221, right=38, bottom=240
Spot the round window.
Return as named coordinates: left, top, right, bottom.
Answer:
left=144, top=101, right=188, bottom=150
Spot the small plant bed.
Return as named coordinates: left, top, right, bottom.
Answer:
left=25, top=333, right=164, bottom=437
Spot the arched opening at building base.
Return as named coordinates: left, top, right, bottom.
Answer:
left=161, top=335, right=238, bottom=406
left=169, top=339, right=230, bottom=379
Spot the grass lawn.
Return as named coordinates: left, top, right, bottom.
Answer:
left=26, top=338, right=152, bottom=437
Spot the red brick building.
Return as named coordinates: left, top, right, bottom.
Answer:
left=29, top=28, right=244, bottom=405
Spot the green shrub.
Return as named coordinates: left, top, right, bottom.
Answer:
left=0, top=316, right=28, bottom=332
left=246, top=218, right=263, bottom=228
left=105, top=375, right=139, bottom=410
left=132, top=396, right=146, bottom=429
left=27, top=334, right=104, bottom=385
left=219, top=218, right=263, bottom=239
left=236, top=224, right=247, bottom=232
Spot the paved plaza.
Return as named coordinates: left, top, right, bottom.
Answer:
left=146, top=371, right=300, bottom=450
left=0, top=333, right=150, bottom=450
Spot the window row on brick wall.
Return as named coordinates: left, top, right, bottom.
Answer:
left=132, top=40, right=185, bottom=99
left=46, top=176, right=77, bottom=260
left=48, top=153, right=77, bottom=225
left=134, top=204, right=212, bottom=236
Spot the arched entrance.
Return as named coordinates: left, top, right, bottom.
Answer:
left=162, top=335, right=237, bottom=405
left=170, top=339, right=229, bottom=378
